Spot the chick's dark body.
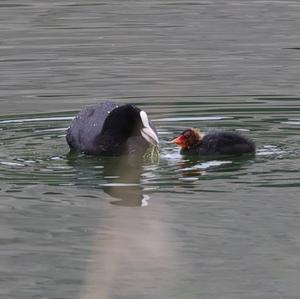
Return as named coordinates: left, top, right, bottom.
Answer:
left=180, top=131, right=255, bottom=156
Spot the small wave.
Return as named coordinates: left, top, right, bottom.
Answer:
left=256, top=145, right=285, bottom=156
left=101, top=183, right=140, bottom=187
left=154, top=116, right=233, bottom=122
left=0, top=116, right=74, bottom=124
left=281, top=121, right=300, bottom=125
left=0, top=161, right=25, bottom=167
left=179, top=160, right=232, bottom=171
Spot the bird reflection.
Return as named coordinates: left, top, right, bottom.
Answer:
left=66, top=152, right=175, bottom=299
left=173, top=154, right=254, bottom=178
left=173, top=156, right=208, bottom=177
left=66, top=151, right=148, bottom=207
left=175, top=159, right=207, bottom=177
left=101, top=156, right=147, bottom=207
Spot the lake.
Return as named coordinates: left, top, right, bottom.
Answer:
left=0, top=1, right=300, bottom=299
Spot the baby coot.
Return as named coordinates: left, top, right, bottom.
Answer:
left=171, top=128, right=255, bottom=156
left=66, top=101, right=159, bottom=156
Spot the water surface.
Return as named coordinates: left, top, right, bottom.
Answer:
left=1, top=1, right=300, bottom=299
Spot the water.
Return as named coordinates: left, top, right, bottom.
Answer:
left=1, top=1, right=300, bottom=299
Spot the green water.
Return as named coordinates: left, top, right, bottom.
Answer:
left=1, top=98, right=300, bottom=299
left=1, top=1, right=300, bottom=299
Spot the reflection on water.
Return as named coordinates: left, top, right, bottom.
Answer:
left=1, top=99, right=300, bottom=298
left=1, top=97, right=300, bottom=194
left=1, top=0, right=300, bottom=297
left=1, top=97, right=300, bottom=198
left=67, top=153, right=148, bottom=207
left=77, top=196, right=176, bottom=299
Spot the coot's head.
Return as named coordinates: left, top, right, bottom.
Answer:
left=171, top=128, right=204, bottom=149
left=102, top=104, right=159, bottom=146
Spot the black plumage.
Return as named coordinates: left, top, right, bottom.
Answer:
left=66, top=102, right=158, bottom=156
left=172, top=129, right=255, bottom=156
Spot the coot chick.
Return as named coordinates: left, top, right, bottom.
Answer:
left=171, top=128, right=255, bottom=156
left=66, top=101, right=159, bottom=156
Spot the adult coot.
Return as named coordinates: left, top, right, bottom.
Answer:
left=171, top=128, right=255, bottom=156
left=66, top=102, right=159, bottom=156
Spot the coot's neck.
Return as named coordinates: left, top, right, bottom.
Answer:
left=95, top=131, right=128, bottom=156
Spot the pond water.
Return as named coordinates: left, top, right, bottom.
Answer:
left=1, top=1, right=300, bottom=299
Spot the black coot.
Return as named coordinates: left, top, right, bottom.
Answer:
left=66, top=102, right=159, bottom=156
left=171, top=128, right=255, bottom=156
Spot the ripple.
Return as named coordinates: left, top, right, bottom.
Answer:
left=101, top=183, right=140, bottom=187
left=256, top=145, right=286, bottom=156
left=155, top=116, right=233, bottom=122
left=1, top=98, right=300, bottom=199
left=0, top=116, right=74, bottom=124
left=0, top=161, right=25, bottom=167
left=281, top=121, right=300, bottom=125
left=178, top=177, right=199, bottom=182
left=179, top=160, right=233, bottom=171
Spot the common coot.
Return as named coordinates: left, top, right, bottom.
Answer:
left=66, top=101, right=159, bottom=156
left=171, top=128, right=255, bottom=156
